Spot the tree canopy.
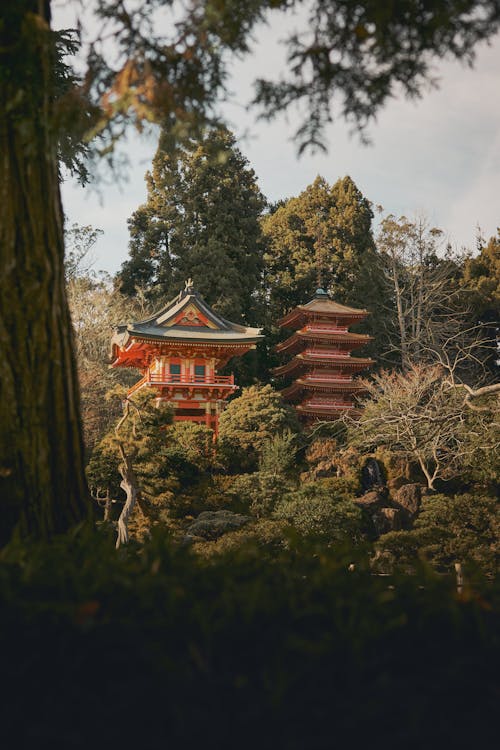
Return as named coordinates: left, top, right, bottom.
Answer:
left=262, top=175, right=378, bottom=316
left=79, top=1, right=500, bottom=154
left=120, top=127, right=266, bottom=322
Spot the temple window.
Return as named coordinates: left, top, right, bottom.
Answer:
left=169, top=363, right=181, bottom=382
left=194, top=364, right=206, bottom=382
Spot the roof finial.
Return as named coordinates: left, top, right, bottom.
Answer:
left=184, top=277, right=194, bottom=293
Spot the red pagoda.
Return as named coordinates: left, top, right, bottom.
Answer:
left=110, top=280, right=262, bottom=431
left=273, top=289, right=373, bottom=422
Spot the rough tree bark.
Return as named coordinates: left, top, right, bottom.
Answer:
left=0, top=1, right=90, bottom=542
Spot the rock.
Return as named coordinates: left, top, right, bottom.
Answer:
left=393, top=483, right=423, bottom=519
left=372, top=507, right=403, bottom=535
left=354, top=488, right=388, bottom=511
left=185, top=510, right=250, bottom=541
left=387, top=477, right=409, bottom=492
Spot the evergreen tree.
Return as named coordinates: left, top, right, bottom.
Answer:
left=119, top=127, right=266, bottom=323
left=461, top=230, right=500, bottom=321
left=261, top=175, right=385, bottom=363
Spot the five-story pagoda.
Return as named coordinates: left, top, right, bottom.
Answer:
left=110, top=280, right=262, bottom=432
left=273, top=289, right=373, bottom=422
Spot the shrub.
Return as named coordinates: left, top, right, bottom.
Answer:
left=0, top=527, right=497, bottom=747
left=218, top=384, right=300, bottom=470
left=274, top=479, right=365, bottom=542
left=375, top=492, right=499, bottom=575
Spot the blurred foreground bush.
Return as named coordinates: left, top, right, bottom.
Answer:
left=0, top=526, right=497, bottom=748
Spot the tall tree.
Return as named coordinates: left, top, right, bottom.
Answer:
left=262, top=175, right=384, bottom=358
left=460, top=230, right=500, bottom=374
left=262, top=175, right=378, bottom=312
left=347, top=365, right=498, bottom=491
left=0, top=3, right=90, bottom=542
left=120, top=127, right=266, bottom=323
left=375, top=214, right=486, bottom=372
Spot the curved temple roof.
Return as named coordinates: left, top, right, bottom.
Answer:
left=278, top=293, right=369, bottom=330
left=111, top=285, right=263, bottom=364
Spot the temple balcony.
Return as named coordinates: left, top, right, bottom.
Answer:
left=128, top=371, right=235, bottom=396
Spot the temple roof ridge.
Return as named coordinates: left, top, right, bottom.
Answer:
left=110, top=282, right=262, bottom=361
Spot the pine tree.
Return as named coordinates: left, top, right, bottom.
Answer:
left=119, top=127, right=266, bottom=323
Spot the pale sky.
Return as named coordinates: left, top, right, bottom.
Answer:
left=56, top=5, right=500, bottom=274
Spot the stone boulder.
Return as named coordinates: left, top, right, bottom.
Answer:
left=371, top=507, right=404, bottom=535
left=185, top=510, right=250, bottom=541
left=393, top=483, right=423, bottom=520
left=354, top=487, right=388, bottom=512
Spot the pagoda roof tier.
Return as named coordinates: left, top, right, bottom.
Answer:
left=278, top=291, right=369, bottom=330
left=276, top=329, right=372, bottom=354
left=282, top=379, right=368, bottom=401
left=111, top=283, right=262, bottom=368
left=272, top=353, right=374, bottom=378
left=296, top=403, right=359, bottom=416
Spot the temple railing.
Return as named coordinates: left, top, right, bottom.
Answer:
left=303, top=400, right=355, bottom=408
left=302, top=324, right=349, bottom=332
left=128, top=371, right=235, bottom=395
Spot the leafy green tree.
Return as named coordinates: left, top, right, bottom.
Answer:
left=262, top=175, right=376, bottom=313
left=162, top=422, right=218, bottom=488
left=119, top=127, right=266, bottom=322
left=462, top=230, right=500, bottom=319
left=218, top=385, right=300, bottom=470
left=460, top=230, right=500, bottom=374
left=231, top=430, right=299, bottom=517
left=261, top=175, right=385, bottom=362
left=274, top=479, right=365, bottom=542
left=87, top=389, right=175, bottom=543
left=376, top=493, right=499, bottom=576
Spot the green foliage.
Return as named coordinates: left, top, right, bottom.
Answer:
left=251, top=1, right=500, bottom=151
left=259, top=430, right=298, bottom=476
left=2, top=525, right=496, bottom=745
left=376, top=492, right=499, bottom=576
left=262, top=175, right=378, bottom=314
left=163, top=422, right=217, bottom=485
left=274, top=478, right=366, bottom=542
left=461, top=231, right=500, bottom=374
left=119, top=127, right=266, bottom=323
left=231, top=470, right=293, bottom=519
left=261, top=175, right=385, bottom=363
left=88, top=389, right=175, bottom=512
left=218, top=384, right=300, bottom=470
left=462, top=230, right=500, bottom=320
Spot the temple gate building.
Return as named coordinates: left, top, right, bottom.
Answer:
left=273, top=288, right=373, bottom=423
left=110, top=281, right=262, bottom=431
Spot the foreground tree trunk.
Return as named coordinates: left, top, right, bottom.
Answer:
left=0, top=2, right=89, bottom=542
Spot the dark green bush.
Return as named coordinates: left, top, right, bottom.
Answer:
left=0, top=526, right=497, bottom=748
left=0, top=526, right=497, bottom=747
left=274, top=478, right=366, bottom=542
left=376, top=492, right=499, bottom=575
